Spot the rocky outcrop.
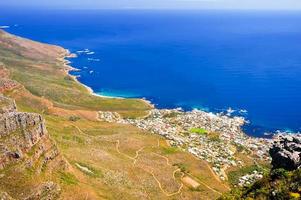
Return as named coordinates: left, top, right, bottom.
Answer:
left=0, top=95, right=16, bottom=114
left=269, top=134, right=301, bottom=170
left=0, top=64, right=19, bottom=93
left=0, top=78, right=19, bottom=93
left=0, top=95, right=62, bottom=199
left=25, top=182, right=61, bottom=200
left=0, top=95, right=58, bottom=170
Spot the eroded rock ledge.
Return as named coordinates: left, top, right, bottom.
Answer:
left=0, top=64, right=20, bottom=93
left=270, top=134, right=301, bottom=171
left=0, top=95, right=55, bottom=169
left=0, top=95, right=61, bottom=199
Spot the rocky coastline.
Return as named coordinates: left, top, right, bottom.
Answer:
left=98, top=107, right=300, bottom=184
left=62, top=47, right=299, bottom=185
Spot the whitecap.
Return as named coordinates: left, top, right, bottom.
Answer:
left=263, top=132, right=273, bottom=136
left=226, top=107, right=235, bottom=116
left=239, top=109, right=248, bottom=114
left=0, top=26, right=10, bottom=29
left=88, top=58, right=100, bottom=62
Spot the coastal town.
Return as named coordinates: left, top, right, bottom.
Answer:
left=98, top=108, right=272, bottom=181
left=2, top=4, right=301, bottom=198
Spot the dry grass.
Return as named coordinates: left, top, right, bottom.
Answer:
left=0, top=30, right=230, bottom=199
left=42, top=114, right=229, bottom=199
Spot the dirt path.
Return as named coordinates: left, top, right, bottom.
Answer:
left=153, top=148, right=224, bottom=195
left=151, top=153, right=186, bottom=196
left=146, top=169, right=184, bottom=197
left=204, top=162, right=230, bottom=190
left=115, top=140, right=184, bottom=197
left=73, top=125, right=85, bottom=135
left=133, top=147, right=144, bottom=165
left=115, top=140, right=136, bottom=161
left=173, top=169, right=182, bottom=180
left=153, top=153, right=172, bottom=166
left=75, top=126, right=226, bottom=196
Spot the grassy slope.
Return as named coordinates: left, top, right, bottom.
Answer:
left=0, top=30, right=230, bottom=199
left=220, top=168, right=301, bottom=200
left=0, top=30, right=151, bottom=118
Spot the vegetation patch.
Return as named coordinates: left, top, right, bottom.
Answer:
left=59, top=171, right=79, bottom=185
left=227, top=165, right=269, bottom=187
left=69, top=115, right=81, bottom=122
left=163, top=112, right=181, bottom=118
left=232, top=142, right=248, bottom=153
left=189, top=128, right=207, bottom=135
left=75, top=162, right=103, bottom=178
left=221, top=168, right=301, bottom=199
left=173, top=163, right=190, bottom=173
left=161, top=146, right=179, bottom=155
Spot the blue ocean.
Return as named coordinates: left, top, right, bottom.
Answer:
left=2, top=9, right=301, bottom=137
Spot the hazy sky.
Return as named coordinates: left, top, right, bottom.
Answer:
left=1, top=0, right=301, bottom=10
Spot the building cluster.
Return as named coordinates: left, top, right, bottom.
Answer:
left=98, top=108, right=272, bottom=180
left=238, top=170, right=264, bottom=187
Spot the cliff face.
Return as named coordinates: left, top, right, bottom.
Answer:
left=0, top=63, right=19, bottom=93
left=0, top=98, right=46, bottom=137
left=0, top=95, right=52, bottom=168
left=269, top=134, right=301, bottom=171
left=0, top=95, right=61, bottom=199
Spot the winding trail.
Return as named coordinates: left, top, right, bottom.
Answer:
left=73, top=124, right=85, bottom=134
left=153, top=152, right=223, bottom=195
left=74, top=125, right=224, bottom=197
left=189, top=172, right=223, bottom=196
left=133, top=147, right=144, bottom=165
left=153, top=144, right=224, bottom=195
left=203, top=162, right=230, bottom=190
left=115, top=140, right=136, bottom=161
left=115, top=140, right=144, bottom=165
left=115, top=140, right=185, bottom=197
left=145, top=169, right=184, bottom=197
left=153, top=153, right=172, bottom=166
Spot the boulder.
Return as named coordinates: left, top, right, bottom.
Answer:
left=269, top=134, right=301, bottom=170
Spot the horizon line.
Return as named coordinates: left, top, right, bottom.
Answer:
left=2, top=6, right=301, bottom=11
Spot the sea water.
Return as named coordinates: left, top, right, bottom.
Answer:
left=2, top=9, right=301, bottom=136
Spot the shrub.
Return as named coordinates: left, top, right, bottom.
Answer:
left=64, top=75, right=74, bottom=81
left=69, top=115, right=80, bottom=122
left=270, top=168, right=289, bottom=180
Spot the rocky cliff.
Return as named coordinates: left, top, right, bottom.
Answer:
left=0, top=95, right=56, bottom=169
left=269, top=134, right=301, bottom=171
left=0, top=95, right=62, bottom=199
left=220, top=134, right=301, bottom=199
left=0, top=63, right=19, bottom=93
